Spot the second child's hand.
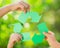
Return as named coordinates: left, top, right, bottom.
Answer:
left=0, top=1, right=30, bottom=18
left=43, top=31, right=60, bottom=48
left=7, top=33, right=22, bottom=48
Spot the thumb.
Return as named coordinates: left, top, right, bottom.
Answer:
left=43, top=32, right=49, bottom=36
left=48, top=31, right=55, bottom=36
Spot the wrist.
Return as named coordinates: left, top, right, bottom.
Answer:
left=50, top=41, right=60, bottom=48
left=9, top=39, right=16, bottom=44
left=7, top=40, right=15, bottom=48
left=9, top=3, right=19, bottom=11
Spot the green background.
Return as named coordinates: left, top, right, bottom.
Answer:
left=0, top=0, right=60, bottom=48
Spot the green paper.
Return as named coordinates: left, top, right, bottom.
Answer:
left=32, top=34, right=45, bottom=45
left=37, top=22, right=48, bottom=33
left=30, top=12, right=41, bottom=22
left=14, top=23, right=23, bottom=33
left=32, top=22, right=48, bottom=44
left=18, top=12, right=41, bottom=24
left=18, top=12, right=29, bottom=24
left=22, top=32, right=31, bottom=41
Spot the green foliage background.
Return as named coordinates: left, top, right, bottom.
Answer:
left=0, top=0, right=60, bottom=48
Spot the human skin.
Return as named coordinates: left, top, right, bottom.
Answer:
left=0, top=1, right=30, bottom=48
left=8, top=31, right=60, bottom=48
left=43, top=31, right=60, bottom=48
left=7, top=33, right=22, bottom=48
left=0, top=1, right=30, bottom=18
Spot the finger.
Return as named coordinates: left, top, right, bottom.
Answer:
left=16, top=34, right=22, bottom=39
left=20, top=3, right=26, bottom=12
left=18, top=2, right=26, bottom=12
left=27, top=7, right=30, bottom=11
left=14, top=34, right=20, bottom=38
left=20, top=3, right=27, bottom=13
left=15, top=36, right=21, bottom=42
left=21, top=1, right=30, bottom=9
left=48, top=31, right=55, bottom=35
left=16, top=8, right=21, bottom=11
left=20, top=1, right=30, bottom=12
left=45, top=36, right=47, bottom=40
left=43, top=32, right=50, bottom=40
left=18, top=35, right=22, bottom=40
left=43, top=32, right=49, bottom=37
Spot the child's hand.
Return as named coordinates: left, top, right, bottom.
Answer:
left=9, top=33, right=22, bottom=44
left=10, top=1, right=30, bottom=12
left=43, top=31, right=60, bottom=48
left=7, top=33, right=22, bottom=48
left=0, top=1, right=30, bottom=17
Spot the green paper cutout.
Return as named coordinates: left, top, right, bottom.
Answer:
left=22, top=32, right=31, bottom=41
left=32, top=22, right=48, bottom=44
left=14, top=23, right=23, bottom=33
left=32, top=34, right=45, bottom=45
left=18, top=12, right=41, bottom=24
left=13, top=11, right=49, bottom=45
left=18, top=12, right=29, bottom=24
left=30, top=12, right=41, bottom=22
left=37, top=22, right=48, bottom=33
